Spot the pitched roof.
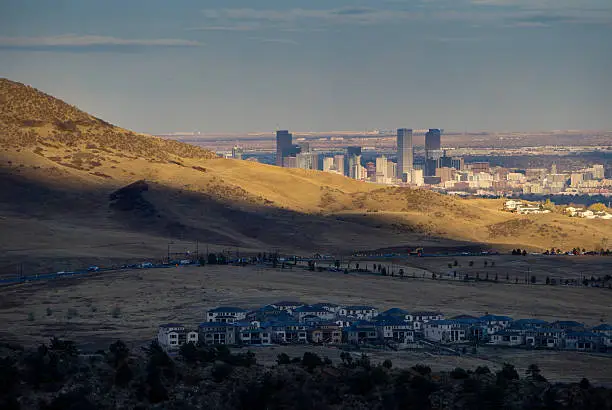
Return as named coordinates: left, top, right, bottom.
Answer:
left=480, top=314, right=513, bottom=322
left=412, top=311, right=442, bottom=316
left=311, top=302, right=339, bottom=308
left=159, top=323, right=184, bottom=328
left=343, top=305, right=376, bottom=310
left=514, top=318, right=549, bottom=325
left=552, top=320, right=584, bottom=327
left=383, top=308, right=409, bottom=315
left=209, top=306, right=246, bottom=313
left=271, top=301, right=304, bottom=307
left=198, top=322, right=235, bottom=328
left=593, top=324, right=612, bottom=331
left=295, top=305, right=327, bottom=313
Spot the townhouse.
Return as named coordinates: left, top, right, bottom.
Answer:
left=423, top=320, right=468, bottom=344
left=339, top=305, right=378, bottom=320
left=206, top=306, right=248, bottom=323
left=157, top=323, right=198, bottom=351
left=198, top=322, right=236, bottom=346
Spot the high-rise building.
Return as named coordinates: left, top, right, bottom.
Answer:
left=375, top=155, right=388, bottom=183
left=276, top=130, right=293, bottom=167
left=411, top=169, right=424, bottom=186
left=334, top=154, right=345, bottom=176
left=397, top=128, right=413, bottom=182
left=231, top=145, right=243, bottom=160
left=296, top=152, right=318, bottom=170
left=323, top=157, right=335, bottom=172
left=425, top=129, right=441, bottom=152
left=347, top=147, right=362, bottom=179
left=387, top=161, right=397, bottom=182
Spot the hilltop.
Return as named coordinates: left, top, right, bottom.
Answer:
left=0, top=78, right=610, bottom=273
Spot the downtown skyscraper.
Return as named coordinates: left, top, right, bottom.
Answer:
left=397, top=128, right=413, bottom=182
left=275, top=130, right=293, bottom=167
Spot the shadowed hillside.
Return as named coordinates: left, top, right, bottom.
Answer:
left=0, top=78, right=610, bottom=274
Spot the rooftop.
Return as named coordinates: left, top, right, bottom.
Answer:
left=159, top=323, right=184, bottom=329
left=209, top=306, right=247, bottom=313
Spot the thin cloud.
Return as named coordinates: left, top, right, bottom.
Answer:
left=0, top=34, right=201, bottom=48
left=248, top=37, right=299, bottom=45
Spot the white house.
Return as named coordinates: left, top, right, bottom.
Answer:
left=268, top=301, right=305, bottom=314
left=375, top=318, right=415, bottom=344
left=339, top=305, right=378, bottom=320
left=198, top=322, right=236, bottom=345
left=423, top=320, right=468, bottom=344
left=489, top=331, right=524, bottom=347
left=480, top=315, right=513, bottom=334
left=235, top=322, right=272, bottom=345
left=504, top=200, right=523, bottom=211
left=206, top=306, right=248, bottom=323
left=157, top=323, right=198, bottom=351
left=293, top=305, right=336, bottom=322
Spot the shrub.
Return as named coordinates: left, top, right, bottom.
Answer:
left=46, top=307, right=53, bottom=316
left=412, top=364, right=431, bottom=376
left=276, top=353, right=291, bottom=365
left=111, top=306, right=121, bottom=318
left=302, top=352, right=324, bottom=371
left=475, top=366, right=491, bottom=375
left=450, top=367, right=469, bottom=379
left=212, top=362, right=233, bottom=382
left=382, top=359, right=393, bottom=369
left=27, top=312, right=35, bottom=321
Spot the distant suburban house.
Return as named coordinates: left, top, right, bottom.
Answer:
left=480, top=314, right=513, bottom=334
left=334, top=316, right=354, bottom=328
left=284, top=322, right=309, bottom=344
left=198, top=322, right=236, bottom=346
left=504, top=200, right=523, bottom=211
left=489, top=330, right=525, bottom=347
left=339, top=305, right=378, bottom=320
left=310, top=323, right=342, bottom=344
left=268, top=301, right=305, bottom=314
left=593, top=324, right=612, bottom=348
left=206, top=306, right=248, bottom=323
left=235, top=321, right=272, bottom=345
left=423, top=320, right=468, bottom=344
left=294, top=305, right=336, bottom=322
left=157, top=324, right=198, bottom=351
left=410, top=311, right=445, bottom=331
left=374, top=316, right=414, bottom=344
left=510, top=318, right=549, bottom=330
left=564, top=331, right=601, bottom=351
left=346, top=321, right=379, bottom=345
left=551, top=320, right=585, bottom=331
left=525, top=328, right=565, bottom=349
left=310, top=302, right=341, bottom=314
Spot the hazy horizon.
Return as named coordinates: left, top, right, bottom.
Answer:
left=1, top=0, right=611, bottom=134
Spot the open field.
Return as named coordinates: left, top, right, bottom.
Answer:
left=1, top=264, right=611, bottom=383
left=2, top=264, right=611, bottom=343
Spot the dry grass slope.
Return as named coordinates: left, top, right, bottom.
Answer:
left=0, top=77, right=610, bottom=259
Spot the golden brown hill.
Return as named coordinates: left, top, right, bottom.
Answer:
left=0, top=78, right=610, bottom=275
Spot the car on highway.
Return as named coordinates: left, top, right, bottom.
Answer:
left=88, top=266, right=99, bottom=272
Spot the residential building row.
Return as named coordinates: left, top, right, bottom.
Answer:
left=156, top=302, right=612, bottom=354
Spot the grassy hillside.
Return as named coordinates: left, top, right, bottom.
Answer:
left=0, top=78, right=610, bottom=274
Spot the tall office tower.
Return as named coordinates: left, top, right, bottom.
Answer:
left=424, top=129, right=442, bottom=176
left=334, top=154, right=345, bottom=176
left=231, top=145, right=243, bottom=160
left=397, top=128, right=413, bottom=182
left=275, top=130, right=293, bottom=166
left=425, top=129, right=441, bottom=153
left=551, top=163, right=557, bottom=175
left=347, top=147, right=362, bottom=179
left=323, top=157, right=335, bottom=172
left=296, top=152, right=318, bottom=170
left=298, top=142, right=310, bottom=153
left=375, top=155, right=388, bottom=183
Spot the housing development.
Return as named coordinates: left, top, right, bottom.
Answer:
left=157, top=302, right=612, bottom=354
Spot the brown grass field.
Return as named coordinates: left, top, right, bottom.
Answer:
left=1, top=264, right=611, bottom=382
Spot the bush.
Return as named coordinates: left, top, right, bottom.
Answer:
left=382, top=359, right=393, bottom=369
left=212, top=362, right=233, bottom=382
left=450, top=367, right=469, bottom=379
left=276, top=353, right=291, bottom=365
left=302, top=352, right=323, bottom=371
left=412, top=364, right=431, bottom=376
left=27, top=312, right=35, bottom=321
left=66, top=308, right=78, bottom=319
left=46, top=307, right=53, bottom=316
left=111, top=306, right=121, bottom=318
left=475, top=366, right=491, bottom=375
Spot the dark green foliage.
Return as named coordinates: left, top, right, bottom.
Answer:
left=207, top=253, right=217, bottom=264
left=580, top=377, right=591, bottom=389
left=474, top=366, right=491, bottom=375
left=382, top=359, right=393, bottom=369
left=0, top=356, right=20, bottom=394
left=212, top=362, right=233, bottom=382
left=39, top=388, right=96, bottom=410
left=497, top=362, right=519, bottom=386
left=114, top=362, right=133, bottom=387
left=302, top=352, right=324, bottom=371
left=276, top=353, right=291, bottom=365
left=412, top=364, right=432, bottom=376
left=108, top=340, right=129, bottom=368
left=178, top=341, right=198, bottom=364
left=451, top=367, right=469, bottom=379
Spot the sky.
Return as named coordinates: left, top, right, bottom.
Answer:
left=0, top=0, right=611, bottom=134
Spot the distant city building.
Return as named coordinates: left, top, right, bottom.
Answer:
left=276, top=130, right=293, bottom=167
left=366, top=162, right=376, bottom=179
left=424, top=129, right=442, bottom=176
left=592, top=164, right=605, bottom=180
left=296, top=152, right=319, bottom=170
left=282, top=156, right=297, bottom=168
left=231, top=145, right=243, bottom=160
left=425, top=129, right=442, bottom=152
left=411, top=169, right=424, bottom=186
left=397, top=128, right=413, bottom=182
left=334, top=154, right=346, bottom=176
left=347, top=147, right=362, bottom=179
left=470, top=162, right=490, bottom=174
left=375, top=155, right=388, bottom=184
left=435, top=167, right=454, bottom=184
left=323, top=157, right=335, bottom=172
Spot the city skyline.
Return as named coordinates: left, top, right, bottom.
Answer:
left=1, top=0, right=611, bottom=134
